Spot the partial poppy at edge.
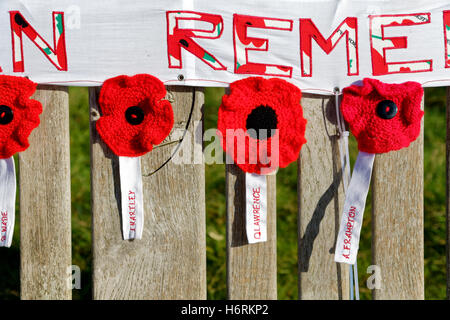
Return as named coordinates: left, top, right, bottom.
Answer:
left=0, top=75, right=42, bottom=159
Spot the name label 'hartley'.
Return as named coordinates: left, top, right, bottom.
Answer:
left=128, top=191, right=136, bottom=234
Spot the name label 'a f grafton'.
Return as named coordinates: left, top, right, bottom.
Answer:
left=341, top=206, right=356, bottom=260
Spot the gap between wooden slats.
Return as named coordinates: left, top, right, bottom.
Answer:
left=447, top=88, right=450, bottom=300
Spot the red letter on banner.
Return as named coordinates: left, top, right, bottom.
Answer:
left=444, top=11, right=450, bottom=68
left=233, top=14, right=293, bottom=77
left=10, top=11, right=67, bottom=72
left=370, top=13, right=432, bottom=76
left=300, top=18, right=358, bottom=77
left=166, top=11, right=226, bottom=70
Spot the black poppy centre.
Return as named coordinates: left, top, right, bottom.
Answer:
left=0, top=105, right=13, bottom=125
left=246, top=105, right=278, bottom=140
left=376, top=100, right=397, bottom=120
left=125, top=106, right=145, bottom=125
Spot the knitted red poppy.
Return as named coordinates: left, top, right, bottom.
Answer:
left=341, top=78, right=423, bottom=154
left=218, top=77, right=307, bottom=174
left=0, top=75, right=42, bottom=159
left=96, top=74, right=174, bottom=157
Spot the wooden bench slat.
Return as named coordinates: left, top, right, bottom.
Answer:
left=371, top=99, right=424, bottom=300
left=226, top=165, right=277, bottom=300
left=19, top=86, right=72, bottom=300
left=297, top=94, right=349, bottom=300
left=90, top=86, right=206, bottom=299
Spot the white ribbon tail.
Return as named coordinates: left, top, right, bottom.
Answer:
left=246, top=173, right=267, bottom=244
left=119, top=156, right=144, bottom=240
left=335, top=151, right=375, bottom=264
left=0, top=157, right=16, bottom=247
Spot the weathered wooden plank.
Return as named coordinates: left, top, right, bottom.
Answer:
left=90, top=86, right=206, bottom=299
left=297, top=93, right=349, bottom=300
left=447, top=88, right=450, bottom=300
left=226, top=165, right=277, bottom=300
left=19, top=86, right=72, bottom=300
left=372, top=99, right=424, bottom=300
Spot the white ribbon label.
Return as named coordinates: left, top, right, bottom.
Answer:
left=335, top=151, right=375, bottom=264
left=0, top=157, right=16, bottom=247
left=119, top=156, right=144, bottom=240
left=246, top=173, right=267, bottom=244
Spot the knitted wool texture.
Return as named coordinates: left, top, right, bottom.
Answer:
left=217, top=77, right=307, bottom=174
left=0, top=75, right=42, bottom=159
left=96, top=74, right=174, bottom=157
left=341, top=78, right=424, bottom=154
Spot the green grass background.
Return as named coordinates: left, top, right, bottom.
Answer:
left=0, top=86, right=447, bottom=300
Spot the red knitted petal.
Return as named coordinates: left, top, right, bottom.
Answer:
left=340, top=83, right=371, bottom=137
left=99, top=74, right=167, bottom=114
left=0, top=75, right=42, bottom=159
left=341, top=78, right=423, bottom=154
left=218, top=77, right=307, bottom=174
left=96, top=74, right=174, bottom=157
left=143, top=99, right=175, bottom=146
left=96, top=115, right=151, bottom=157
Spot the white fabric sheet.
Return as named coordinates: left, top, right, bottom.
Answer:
left=0, top=1, right=449, bottom=93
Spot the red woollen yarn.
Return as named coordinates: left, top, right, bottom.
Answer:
left=96, top=74, right=174, bottom=157
left=340, top=78, right=424, bottom=154
left=0, top=75, right=42, bottom=159
left=217, top=77, right=307, bottom=174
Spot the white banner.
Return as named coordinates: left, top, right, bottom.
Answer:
left=1, top=0, right=450, bottom=92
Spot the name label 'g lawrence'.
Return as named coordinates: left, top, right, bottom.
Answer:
left=252, top=187, right=261, bottom=240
